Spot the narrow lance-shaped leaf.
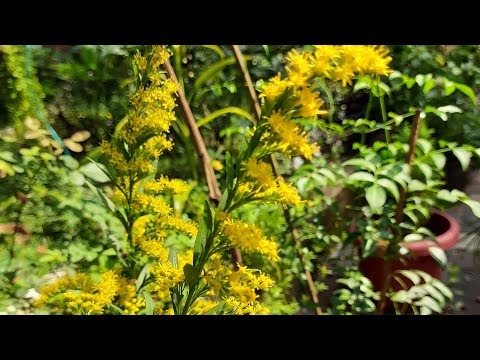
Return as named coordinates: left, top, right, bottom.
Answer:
left=197, top=107, right=255, bottom=128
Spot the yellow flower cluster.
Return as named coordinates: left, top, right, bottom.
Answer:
left=34, top=273, right=88, bottom=308
left=100, top=45, right=178, bottom=175
left=244, top=158, right=276, bottom=189
left=222, top=218, right=279, bottom=262
left=143, top=176, right=189, bottom=194
left=35, top=270, right=144, bottom=315
left=259, top=45, right=392, bottom=113
left=189, top=299, right=220, bottom=315
left=225, top=265, right=274, bottom=314
left=132, top=215, right=194, bottom=303
left=63, top=270, right=120, bottom=315
left=134, top=194, right=173, bottom=216
left=243, top=158, right=302, bottom=207
left=117, top=278, right=145, bottom=315
left=150, top=250, right=193, bottom=300
left=196, top=256, right=274, bottom=315
left=154, top=215, right=198, bottom=237
left=266, top=111, right=320, bottom=160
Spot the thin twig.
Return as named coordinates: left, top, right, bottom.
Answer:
left=231, top=45, right=322, bottom=315
left=163, top=59, right=243, bottom=266
left=395, top=109, right=421, bottom=224
left=378, top=109, right=421, bottom=314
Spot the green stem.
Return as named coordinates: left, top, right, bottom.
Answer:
left=361, top=132, right=366, bottom=145
left=317, top=78, right=335, bottom=124
left=379, top=94, right=389, bottom=144
left=365, top=91, right=373, bottom=120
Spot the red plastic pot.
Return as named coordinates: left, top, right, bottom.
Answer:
left=359, top=210, right=460, bottom=293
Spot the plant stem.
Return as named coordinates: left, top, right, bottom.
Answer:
left=377, top=109, right=421, bottom=314
left=231, top=45, right=322, bottom=315
left=395, top=109, right=421, bottom=224
left=365, top=91, right=373, bottom=120
left=379, top=94, right=390, bottom=144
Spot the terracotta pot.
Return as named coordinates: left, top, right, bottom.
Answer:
left=359, top=210, right=460, bottom=293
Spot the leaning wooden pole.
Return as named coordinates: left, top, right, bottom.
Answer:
left=163, top=59, right=243, bottom=266
left=231, top=45, right=322, bottom=315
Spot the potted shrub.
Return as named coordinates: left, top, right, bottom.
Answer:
left=341, top=72, right=480, bottom=313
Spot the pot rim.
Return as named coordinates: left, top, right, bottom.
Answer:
left=402, top=209, right=460, bottom=256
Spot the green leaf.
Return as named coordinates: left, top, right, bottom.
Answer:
left=437, top=189, right=461, bottom=203
left=414, top=296, right=442, bottom=313
left=193, top=222, right=207, bottom=264
left=404, top=210, right=419, bottom=225
left=408, top=180, right=427, bottom=192
left=452, top=148, right=472, bottom=171
left=143, top=292, right=155, bottom=315
left=218, top=188, right=228, bottom=211
left=378, top=178, right=399, bottom=201
left=353, top=78, right=371, bottom=93
left=420, top=306, right=433, bottom=315
left=417, top=163, right=433, bottom=180
left=70, top=171, right=85, bottom=186
left=461, top=199, right=480, bottom=218
left=102, top=248, right=117, bottom=256
left=85, top=180, right=116, bottom=213
left=80, top=162, right=110, bottom=183
left=310, top=173, right=327, bottom=187
left=430, top=279, right=453, bottom=300
left=390, top=290, right=411, bottom=303
left=428, top=246, right=448, bottom=270
left=423, top=284, right=445, bottom=305
left=378, top=82, right=390, bottom=95
left=437, top=105, right=462, bottom=114
left=225, top=152, right=234, bottom=191
left=361, top=238, right=377, bottom=259
left=417, top=227, right=436, bottom=240
left=444, top=79, right=456, bottom=96
left=416, top=270, right=432, bottom=283
left=404, top=233, right=423, bottom=242
left=454, top=83, right=477, bottom=106
left=366, top=184, right=386, bottom=211
left=108, top=304, right=125, bottom=315
left=416, top=139, right=432, bottom=154
left=197, top=106, right=255, bottom=128
left=168, top=245, right=178, bottom=268
left=136, top=263, right=151, bottom=292
left=191, top=56, right=252, bottom=98
left=430, top=153, right=446, bottom=170
left=262, top=45, right=270, bottom=57
left=423, top=79, right=435, bottom=94
left=415, top=74, right=425, bottom=87
left=397, top=270, right=421, bottom=285
left=59, top=155, right=79, bottom=169
left=207, top=302, right=225, bottom=315
left=201, top=45, right=225, bottom=58
left=342, top=158, right=376, bottom=172
left=317, top=168, right=337, bottom=182
left=183, top=263, right=198, bottom=287
left=349, top=171, right=374, bottom=183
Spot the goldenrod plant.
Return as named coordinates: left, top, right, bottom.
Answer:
left=34, top=45, right=320, bottom=315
